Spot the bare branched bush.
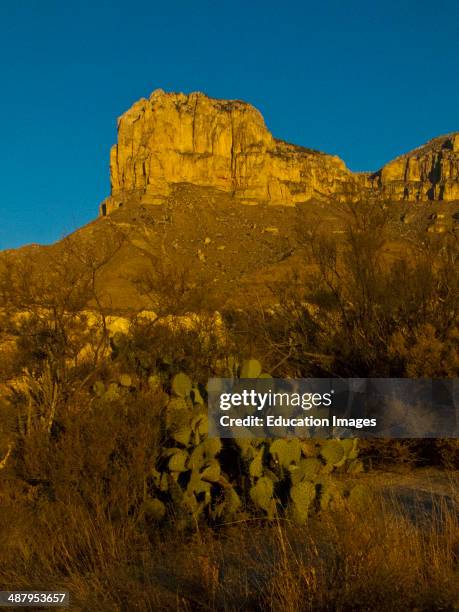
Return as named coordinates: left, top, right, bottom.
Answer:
left=243, top=201, right=459, bottom=378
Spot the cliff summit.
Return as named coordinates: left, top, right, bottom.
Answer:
left=101, top=89, right=459, bottom=215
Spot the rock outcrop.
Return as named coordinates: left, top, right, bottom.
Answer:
left=368, top=133, right=459, bottom=201
left=100, top=89, right=459, bottom=215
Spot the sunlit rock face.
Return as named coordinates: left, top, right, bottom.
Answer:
left=100, top=89, right=458, bottom=215
left=369, top=133, right=459, bottom=202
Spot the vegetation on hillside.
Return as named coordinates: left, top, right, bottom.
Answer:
left=0, top=201, right=457, bottom=609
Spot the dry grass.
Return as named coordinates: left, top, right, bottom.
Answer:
left=0, top=483, right=457, bottom=611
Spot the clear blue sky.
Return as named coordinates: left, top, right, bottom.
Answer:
left=1, top=0, right=458, bottom=249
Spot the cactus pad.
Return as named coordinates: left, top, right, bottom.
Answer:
left=240, top=358, right=262, bottom=378
left=270, top=439, right=301, bottom=468
left=172, top=372, right=193, bottom=397
left=290, top=480, right=316, bottom=523
left=250, top=476, right=276, bottom=517
left=142, top=498, right=166, bottom=521
left=320, top=440, right=345, bottom=465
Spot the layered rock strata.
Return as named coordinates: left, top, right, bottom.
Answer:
left=101, top=89, right=458, bottom=215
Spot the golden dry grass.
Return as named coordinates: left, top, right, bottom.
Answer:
left=0, top=481, right=457, bottom=611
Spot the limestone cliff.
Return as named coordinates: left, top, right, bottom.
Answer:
left=100, top=89, right=458, bottom=215
left=368, top=133, right=459, bottom=201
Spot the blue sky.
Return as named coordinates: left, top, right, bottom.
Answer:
left=1, top=0, right=458, bottom=248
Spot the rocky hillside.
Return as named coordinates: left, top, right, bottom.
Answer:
left=101, top=89, right=459, bottom=215
left=1, top=90, right=458, bottom=314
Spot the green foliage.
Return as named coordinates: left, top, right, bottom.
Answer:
left=119, top=373, right=132, bottom=387
left=172, top=372, right=192, bottom=398
left=148, top=374, right=161, bottom=391
left=290, top=480, right=316, bottom=524
left=147, top=367, right=368, bottom=528
left=348, top=483, right=373, bottom=512
left=93, top=380, right=106, bottom=397
left=104, top=383, right=121, bottom=402
left=53, top=350, right=370, bottom=529
left=238, top=358, right=271, bottom=379
left=249, top=447, right=264, bottom=478
left=91, top=374, right=139, bottom=403
left=346, top=458, right=364, bottom=474
left=142, top=498, right=166, bottom=521
left=240, top=358, right=262, bottom=378
left=320, top=440, right=345, bottom=466
left=250, top=476, right=276, bottom=518
left=290, top=457, right=322, bottom=484
left=168, top=449, right=189, bottom=472
left=318, top=478, right=345, bottom=511
left=270, top=439, right=301, bottom=469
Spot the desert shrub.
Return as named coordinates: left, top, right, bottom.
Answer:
left=131, top=251, right=219, bottom=316
left=221, top=204, right=459, bottom=469
left=358, top=439, right=421, bottom=468
left=223, top=284, right=325, bottom=378
left=6, top=385, right=162, bottom=506
left=430, top=439, right=459, bottom=468
left=250, top=202, right=459, bottom=378
left=110, top=314, right=232, bottom=385
left=357, top=438, right=459, bottom=470
left=388, top=323, right=459, bottom=377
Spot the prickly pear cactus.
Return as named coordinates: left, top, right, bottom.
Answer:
left=142, top=498, right=166, bottom=521
left=290, top=480, right=316, bottom=524
left=250, top=476, right=276, bottom=518
left=270, top=439, right=301, bottom=469
left=147, top=372, right=242, bottom=528
left=240, top=358, right=262, bottom=378
left=172, top=372, right=192, bottom=398
left=144, top=366, right=369, bottom=528
left=119, top=373, right=132, bottom=387
left=290, top=457, right=322, bottom=484
left=239, top=358, right=271, bottom=379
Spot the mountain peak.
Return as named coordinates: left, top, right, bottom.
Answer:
left=101, top=90, right=459, bottom=216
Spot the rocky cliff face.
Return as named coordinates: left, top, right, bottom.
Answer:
left=101, top=89, right=458, bottom=215
left=368, top=133, right=459, bottom=201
